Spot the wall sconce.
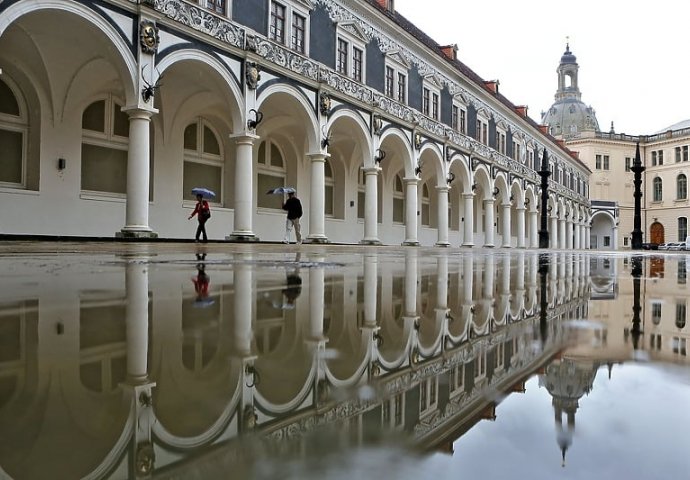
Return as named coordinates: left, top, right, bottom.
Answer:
left=493, top=186, right=500, bottom=197
left=245, top=364, right=261, bottom=388
left=415, top=163, right=422, bottom=176
left=524, top=197, right=530, bottom=206
left=321, top=125, right=331, bottom=149
left=509, top=194, right=514, bottom=202
left=374, top=148, right=386, bottom=165
left=413, top=319, right=420, bottom=331
left=247, top=109, right=263, bottom=130
left=547, top=205, right=553, bottom=212
left=57, top=158, right=66, bottom=170
left=373, top=332, right=384, bottom=347
left=447, top=172, right=456, bottom=185
left=471, top=183, right=478, bottom=191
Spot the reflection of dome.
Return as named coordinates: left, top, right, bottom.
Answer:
left=541, top=44, right=600, bottom=137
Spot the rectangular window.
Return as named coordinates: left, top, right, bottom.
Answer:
left=625, top=157, right=631, bottom=172
left=451, top=105, right=458, bottom=131
left=269, top=2, right=286, bottom=44
left=0, top=129, right=23, bottom=184
left=431, top=92, right=439, bottom=120
left=676, top=146, right=682, bottom=163
left=385, top=66, right=394, bottom=98
left=603, top=236, right=611, bottom=247
left=337, top=38, right=348, bottom=75
left=678, top=258, right=687, bottom=285
left=676, top=302, right=686, bottom=327
left=291, top=13, right=306, bottom=53
left=603, top=155, right=610, bottom=170
left=514, top=142, right=521, bottom=161
left=684, top=145, right=689, bottom=162
left=659, top=150, right=664, bottom=165
left=460, top=108, right=466, bottom=134
left=352, top=47, right=363, bottom=82
left=82, top=144, right=128, bottom=194
left=679, top=217, right=688, bottom=240
left=206, top=0, right=225, bottom=15
left=397, top=73, right=406, bottom=103
left=652, top=303, right=662, bottom=324
left=596, top=154, right=602, bottom=169
left=652, top=151, right=657, bottom=166
left=624, top=236, right=629, bottom=246
left=422, top=87, right=430, bottom=116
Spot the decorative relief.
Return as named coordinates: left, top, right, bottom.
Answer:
left=154, top=0, right=244, bottom=48
left=139, top=20, right=160, bottom=54
left=245, top=61, right=261, bottom=89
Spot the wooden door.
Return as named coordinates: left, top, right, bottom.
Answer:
left=650, top=222, right=664, bottom=244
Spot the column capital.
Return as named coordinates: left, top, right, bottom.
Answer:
left=121, top=105, right=157, bottom=118
left=362, top=166, right=381, bottom=175
left=403, top=176, right=419, bottom=185
left=307, top=152, right=330, bottom=162
left=435, top=185, right=450, bottom=193
left=462, top=192, right=475, bottom=199
left=230, top=131, right=260, bottom=143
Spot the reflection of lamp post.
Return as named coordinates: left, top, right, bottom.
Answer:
left=539, top=253, right=550, bottom=346
left=630, top=255, right=643, bottom=350
left=538, top=149, right=551, bottom=248
left=631, top=142, right=646, bottom=249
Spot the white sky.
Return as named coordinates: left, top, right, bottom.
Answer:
left=394, top=0, right=690, bottom=135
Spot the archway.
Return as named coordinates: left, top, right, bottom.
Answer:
left=650, top=222, right=664, bottom=245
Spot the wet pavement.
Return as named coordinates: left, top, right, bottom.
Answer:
left=0, top=242, right=688, bottom=480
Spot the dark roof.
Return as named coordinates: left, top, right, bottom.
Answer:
left=365, top=1, right=590, bottom=172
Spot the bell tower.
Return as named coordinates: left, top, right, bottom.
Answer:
left=555, top=41, right=581, bottom=102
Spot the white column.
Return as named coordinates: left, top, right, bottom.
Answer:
left=483, top=255, right=495, bottom=299
left=436, top=255, right=449, bottom=308
left=463, top=193, right=475, bottom=247
left=574, top=222, right=581, bottom=249
left=403, top=177, right=419, bottom=246
left=612, top=225, right=619, bottom=250
left=517, top=207, right=526, bottom=248
left=585, top=225, right=591, bottom=249
left=307, top=153, right=329, bottom=243
left=559, top=218, right=566, bottom=249
left=484, top=198, right=495, bottom=247
left=361, top=167, right=381, bottom=244
left=436, top=185, right=450, bottom=246
left=550, top=214, right=558, bottom=249
left=462, top=255, right=474, bottom=304
left=529, top=210, right=539, bottom=248
left=119, top=108, right=156, bottom=237
left=501, top=203, right=512, bottom=247
left=126, top=261, right=149, bottom=382
left=228, top=133, right=259, bottom=241
left=566, top=219, right=574, bottom=250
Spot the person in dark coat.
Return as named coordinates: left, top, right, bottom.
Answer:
left=282, top=191, right=303, bottom=244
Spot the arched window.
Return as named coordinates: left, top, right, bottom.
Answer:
left=421, top=183, right=430, bottom=226
left=678, top=217, right=688, bottom=242
left=393, top=173, right=404, bottom=223
left=81, top=96, right=130, bottom=195
left=324, top=159, right=334, bottom=216
left=676, top=302, right=686, bottom=329
left=183, top=119, right=223, bottom=202
left=257, top=140, right=285, bottom=209
left=653, top=177, right=663, bottom=202
left=677, top=174, right=687, bottom=200
left=0, top=78, right=27, bottom=187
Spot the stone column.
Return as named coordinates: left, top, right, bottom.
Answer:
left=550, top=214, right=558, bottom=249
left=529, top=210, right=539, bottom=248
left=574, top=222, right=581, bottom=249
left=484, top=198, right=495, bottom=247
left=559, top=218, right=566, bottom=249
left=403, top=177, right=420, bottom=246
left=517, top=206, right=526, bottom=249
left=307, top=153, right=329, bottom=243
left=585, top=225, right=591, bottom=249
left=227, top=132, right=259, bottom=241
left=566, top=218, right=574, bottom=250
left=612, top=225, right=619, bottom=250
left=436, top=185, right=450, bottom=246
left=463, top=193, right=475, bottom=247
left=501, top=203, right=512, bottom=247
left=361, top=166, right=381, bottom=245
left=118, top=108, right=157, bottom=238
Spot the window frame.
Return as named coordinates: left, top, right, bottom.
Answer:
left=268, top=0, right=312, bottom=55
left=183, top=118, right=224, bottom=203
left=677, top=173, right=687, bottom=200
left=0, top=77, right=28, bottom=189
left=335, top=24, right=367, bottom=83
left=653, top=176, right=663, bottom=202
left=384, top=53, right=409, bottom=104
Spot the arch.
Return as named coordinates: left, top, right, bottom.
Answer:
left=379, top=127, right=414, bottom=176
left=418, top=142, right=445, bottom=186
left=447, top=153, right=472, bottom=193
left=510, top=180, right=525, bottom=209
left=327, top=108, right=373, bottom=170
left=493, top=173, right=510, bottom=205
left=473, top=164, right=492, bottom=200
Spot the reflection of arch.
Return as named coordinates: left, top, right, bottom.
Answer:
left=650, top=222, right=664, bottom=244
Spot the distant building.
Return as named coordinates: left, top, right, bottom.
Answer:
left=542, top=45, right=690, bottom=248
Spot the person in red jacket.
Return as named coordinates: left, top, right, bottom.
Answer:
left=188, top=194, right=211, bottom=242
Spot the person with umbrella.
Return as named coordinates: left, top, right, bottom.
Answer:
left=282, top=190, right=303, bottom=244
left=188, top=188, right=213, bottom=242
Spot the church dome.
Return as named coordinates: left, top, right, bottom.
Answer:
left=560, top=45, right=577, bottom=64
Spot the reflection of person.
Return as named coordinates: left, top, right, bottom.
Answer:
left=188, top=194, right=211, bottom=243
left=282, top=191, right=303, bottom=244
left=281, top=253, right=302, bottom=308
left=192, top=254, right=210, bottom=301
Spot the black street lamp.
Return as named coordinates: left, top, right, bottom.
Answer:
left=631, top=142, right=645, bottom=249
left=538, top=148, right=551, bottom=249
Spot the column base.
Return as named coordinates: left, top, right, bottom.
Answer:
left=116, top=229, right=158, bottom=239
left=435, top=241, right=451, bottom=247
left=304, top=236, right=329, bottom=244
left=402, top=241, right=420, bottom=246
left=360, top=239, right=382, bottom=245
left=226, top=233, right=260, bottom=242
left=484, top=244, right=495, bottom=248
left=462, top=242, right=475, bottom=248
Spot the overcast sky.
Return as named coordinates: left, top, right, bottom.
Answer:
left=394, top=0, right=690, bottom=135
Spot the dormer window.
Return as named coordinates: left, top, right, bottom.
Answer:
left=336, top=23, right=367, bottom=82
left=269, top=0, right=311, bottom=55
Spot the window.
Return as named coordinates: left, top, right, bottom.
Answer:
left=81, top=96, right=130, bottom=195
left=653, top=177, right=663, bottom=202
left=183, top=119, right=223, bottom=202
left=357, top=169, right=365, bottom=220
left=678, top=258, right=686, bottom=285
left=422, top=81, right=440, bottom=120
left=203, top=0, right=226, bottom=15
left=384, top=56, right=408, bottom=104
left=595, top=154, right=610, bottom=170
left=393, top=174, right=404, bottom=223
left=676, top=302, right=686, bottom=329
left=496, top=130, right=506, bottom=155
left=596, top=154, right=601, bottom=169
left=679, top=217, right=688, bottom=241
left=528, top=149, right=534, bottom=169
left=685, top=146, right=689, bottom=162
left=676, top=146, right=682, bottom=163
left=624, top=236, right=629, bottom=247
left=257, top=140, right=286, bottom=209
left=651, top=149, right=664, bottom=166
left=513, top=141, right=521, bottom=162
left=269, top=1, right=311, bottom=55
left=476, top=116, right=488, bottom=145
left=421, top=183, right=430, bottom=226
left=0, top=78, right=27, bottom=187
left=625, top=157, right=632, bottom=172
left=603, top=236, right=611, bottom=247
left=677, top=174, right=687, bottom=200
left=324, top=159, right=334, bottom=216
left=652, top=302, right=662, bottom=325
left=673, top=337, right=687, bottom=356
left=334, top=27, right=366, bottom=82
left=451, top=103, right=467, bottom=134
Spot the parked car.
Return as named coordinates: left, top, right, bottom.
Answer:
left=641, top=243, right=659, bottom=250
left=658, top=243, right=671, bottom=250
left=668, top=243, right=685, bottom=251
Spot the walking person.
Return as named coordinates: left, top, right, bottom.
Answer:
left=282, top=191, right=303, bottom=244
left=188, top=194, right=211, bottom=242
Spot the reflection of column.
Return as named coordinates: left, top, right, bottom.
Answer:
left=529, top=210, right=539, bottom=248
left=228, top=133, right=259, bottom=241
left=404, top=250, right=418, bottom=315
left=462, top=255, right=474, bottom=304
left=484, top=198, right=495, bottom=247
left=119, top=108, right=156, bottom=237
left=403, top=177, right=420, bottom=246
left=516, top=251, right=525, bottom=291
left=500, top=255, right=511, bottom=296
left=436, top=185, right=450, bottom=246
left=307, top=153, right=329, bottom=243
left=517, top=207, right=526, bottom=248
left=362, top=167, right=381, bottom=245
left=309, top=262, right=326, bottom=340
left=463, top=193, right=475, bottom=247
left=363, top=254, right=378, bottom=326
left=566, top=219, right=573, bottom=250
left=126, top=261, right=150, bottom=382
left=550, top=214, right=558, bottom=249
left=483, top=255, right=495, bottom=299
left=502, top=203, right=512, bottom=247
left=436, top=255, right=449, bottom=308
left=234, top=259, right=253, bottom=355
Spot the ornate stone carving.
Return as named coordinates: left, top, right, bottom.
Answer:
left=319, top=92, right=331, bottom=116
left=154, top=0, right=244, bottom=48
left=245, top=61, right=260, bottom=89
left=139, top=20, right=160, bottom=54
left=372, top=114, right=382, bottom=135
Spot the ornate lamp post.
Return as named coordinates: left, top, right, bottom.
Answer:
left=538, top=148, right=551, bottom=249
left=631, top=142, right=645, bottom=249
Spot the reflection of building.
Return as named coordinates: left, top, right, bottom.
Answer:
left=0, top=0, right=590, bottom=247
left=0, top=249, right=590, bottom=477
left=542, top=45, right=690, bottom=249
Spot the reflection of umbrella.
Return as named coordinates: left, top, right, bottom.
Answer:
left=191, top=187, right=216, bottom=199
left=266, top=187, right=296, bottom=195
left=193, top=298, right=215, bottom=308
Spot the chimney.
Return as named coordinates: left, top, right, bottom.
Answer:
left=375, top=0, right=395, bottom=12
left=484, top=80, right=499, bottom=95
left=514, top=105, right=528, bottom=118
left=556, top=139, right=566, bottom=149
left=538, top=124, right=549, bottom=135
left=440, top=44, right=458, bottom=61
left=569, top=150, right=580, bottom=160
